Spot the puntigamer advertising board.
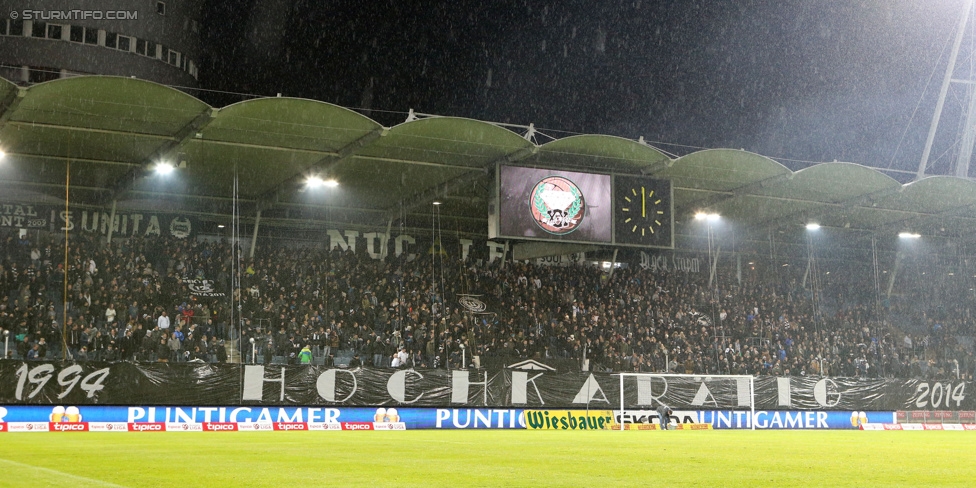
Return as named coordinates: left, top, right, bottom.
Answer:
left=0, top=405, right=898, bottom=431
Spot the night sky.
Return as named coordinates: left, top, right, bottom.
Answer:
left=199, top=0, right=968, bottom=177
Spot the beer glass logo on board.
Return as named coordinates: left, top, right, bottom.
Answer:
left=530, top=176, right=585, bottom=235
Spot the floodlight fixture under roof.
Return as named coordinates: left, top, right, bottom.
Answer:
left=155, top=161, right=175, bottom=175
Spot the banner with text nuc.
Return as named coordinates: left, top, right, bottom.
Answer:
left=0, top=362, right=972, bottom=412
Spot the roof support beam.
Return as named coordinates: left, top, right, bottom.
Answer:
left=639, top=158, right=673, bottom=176
left=3, top=152, right=141, bottom=167
left=677, top=172, right=793, bottom=215
left=254, top=127, right=387, bottom=212
left=5, top=120, right=176, bottom=140
left=383, top=145, right=538, bottom=222
left=100, top=108, right=216, bottom=205
left=0, top=87, right=26, bottom=129
left=352, top=154, right=483, bottom=171
left=752, top=185, right=905, bottom=231
left=0, top=180, right=108, bottom=193
left=194, top=138, right=338, bottom=156
left=870, top=200, right=976, bottom=238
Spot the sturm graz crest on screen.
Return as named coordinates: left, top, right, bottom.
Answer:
left=529, top=176, right=585, bottom=235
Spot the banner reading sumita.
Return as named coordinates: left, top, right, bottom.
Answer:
left=57, top=210, right=195, bottom=239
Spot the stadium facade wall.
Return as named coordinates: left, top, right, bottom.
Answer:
left=0, top=362, right=971, bottom=411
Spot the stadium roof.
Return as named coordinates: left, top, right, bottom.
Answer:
left=2, top=75, right=976, bottom=246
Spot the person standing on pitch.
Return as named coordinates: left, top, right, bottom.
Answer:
left=656, top=404, right=673, bottom=430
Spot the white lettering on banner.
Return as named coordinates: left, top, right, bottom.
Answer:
left=813, top=378, right=842, bottom=407
left=487, top=241, right=507, bottom=262
left=616, top=410, right=881, bottom=430
left=50, top=422, right=89, bottom=432
left=572, top=374, right=610, bottom=404
left=200, top=408, right=218, bottom=422
left=241, top=366, right=286, bottom=401
left=387, top=370, right=425, bottom=404
left=777, top=378, right=791, bottom=407
left=327, top=230, right=359, bottom=252
left=145, top=216, right=161, bottom=236
left=394, top=235, right=416, bottom=261
left=632, top=376, right=752, bottom=408
left=691, top=381, right=718, bottom=407
left=203, top=422, right=238, bottom=431
left=182, top=279, right=226, bottom=297
left=277, top=410, right=302, bottom=423
left=459, top=239, right=473, bottom=261
left=535, top=253, right=585, bottom=267
left=700, top=411, right=830, bottom=429
left=511, top=371, right=545, bottom=405
left=634, top=376, right=664, bottom=406
left=451, top=370, right=488, bottom=404
left=615, top=410, right=701, bottom=425
left=362, top=232, right=389, bottom=259
left=758, top=411, right=826, bottom=429
left=435, top=409, right=524, bottom=429
left=57, top=211, right=190, bottom=238
left=0, top=204, right=45, bottom=228
left=128, top=407, right=342, bottom=423
left=14, top=364, right=109, bottom=400
left=315, top=369, right=358, bottom=403
left=229, top=408, right=252, bottom=423
left=913, top=382, right=966, bottom=409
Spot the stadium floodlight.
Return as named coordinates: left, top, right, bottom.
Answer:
left=805, top=223, right=821, bottom=230
left=307, top=176, right=338, bottom=188
left=217, top=224, right=225, bottom=228
left=0, top=148, right=5, bottom=160
left=695, top=212, right=720, bottom=222
left=306, top=176, right=325, bottom=188
left=155, top=161, right=175, bottom=175
left=898, top=232, right=921, bottom=239
left=432, top=201, right=442, bottom=206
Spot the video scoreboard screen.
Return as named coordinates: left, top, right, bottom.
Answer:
left=493, top=165, right=673, bottom=248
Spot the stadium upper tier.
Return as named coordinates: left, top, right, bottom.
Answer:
left=2, top=75, right=976, bottom=242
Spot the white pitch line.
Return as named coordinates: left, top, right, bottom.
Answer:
left=0, top=458, right=129, bottom=488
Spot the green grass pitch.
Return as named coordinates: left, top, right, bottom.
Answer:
left=0, top=430, right=974, bottom=487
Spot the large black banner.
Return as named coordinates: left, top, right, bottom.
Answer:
left=0, top=362, right=972, bottom=411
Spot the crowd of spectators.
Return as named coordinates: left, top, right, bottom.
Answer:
left=1, top=229, right=973, bottom=381
left=0, top=232, right=228, bottom=364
